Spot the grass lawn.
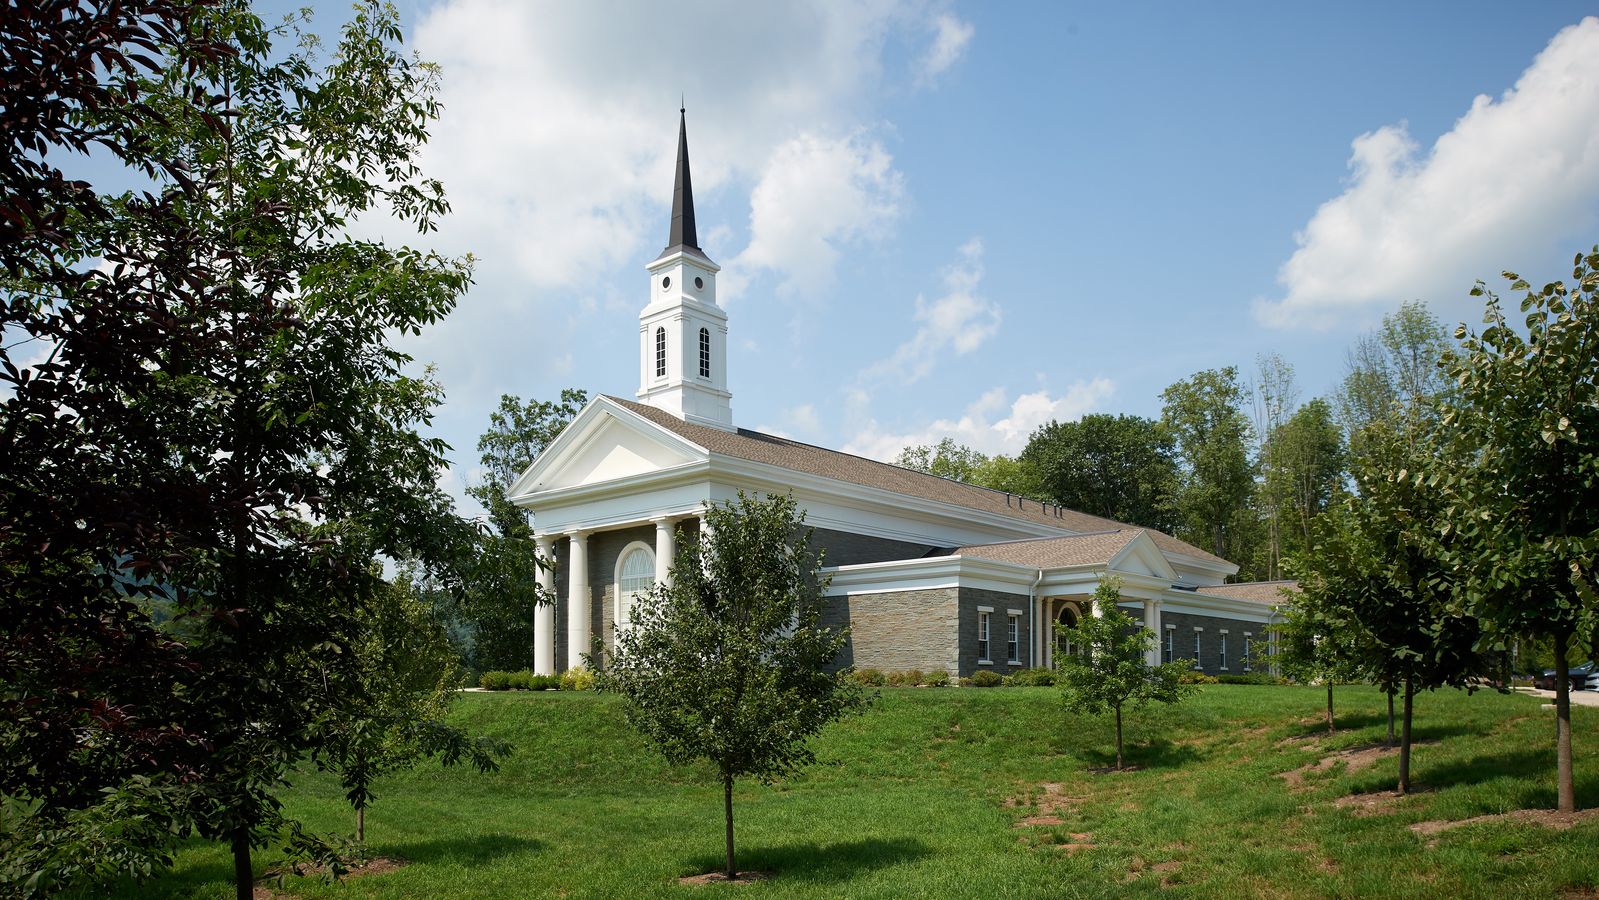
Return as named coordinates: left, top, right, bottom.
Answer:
left=115, top=684, right=1599, bottom=899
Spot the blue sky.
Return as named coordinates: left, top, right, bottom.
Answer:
left=272, top=1, right=1599, bottom=516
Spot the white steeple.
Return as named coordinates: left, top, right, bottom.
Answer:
left=637, top=109, right=733, bottom=431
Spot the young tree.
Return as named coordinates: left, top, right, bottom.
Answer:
left=1336, top=300, right=1452, bottom=460
left=1442, top=252, right=1599, bottom=812
left=1021, top=414, right=1180, bottom=532
left=1275, top=598, right=1365, bottom=736
left=317, top=573, right=510, bottom=845
left=600, top=493, right=867, bottom=880
left=1251, top=354, right=1300, bottom=581
left=1161, top=368, right=1257, bottom=562
left=1056, top=579, right=1194, bottom=770
left=1268, top=399, right=1347, bottom=559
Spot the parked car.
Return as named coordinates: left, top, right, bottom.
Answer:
left=1538, top=661, right=1595, bottom=691
left=1585, top=669, right=1599, bottom=692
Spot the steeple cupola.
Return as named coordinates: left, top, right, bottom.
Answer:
left=638, top=109, right=733, bottom=431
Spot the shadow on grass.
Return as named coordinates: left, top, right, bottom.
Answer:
left=1080, top=737, right=1204, bottom=771
left=688, top=837, right=931, bottom=883
left=387, top=832, right=542, bottom=866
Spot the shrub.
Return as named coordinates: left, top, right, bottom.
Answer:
left=957, top=676, right=973, bottom=687
left=1009, top=667, right=1056, bottom=687
left=905, top=669, right=925, bottom=687
left=970, top=670, right=1003, bottom=688
left=1216, top=673, right=1281, bottom=685
left=479, top=670, right=512, bottom=690
left=885, top=670, right=909, bottom=687
left=532, top=674, right=561, bottom=690
left=560, top=666, right=595, bottom=691
left=925, top=670, right=950, bottom=687
left=1178, top=670, right=1219, bottom=685
left=852, top=668, right=886, bottom=687
left=506, top=670, right=532, bottom=690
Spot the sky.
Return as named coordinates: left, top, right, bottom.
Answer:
left=267, top=0, right=1599, bottom=518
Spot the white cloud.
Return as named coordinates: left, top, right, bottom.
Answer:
left=720, top=131, right=906, bottom=301
left=917, top=12, right=975, bottom=85
left=863, top=237, right=998, bottom=383
left=1257, top=16, right=1599, bottom=329
left=841, top=378, right=1116, bottom=460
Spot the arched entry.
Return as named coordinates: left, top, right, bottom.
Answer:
left=1054, top=603, right=1080, bottom=663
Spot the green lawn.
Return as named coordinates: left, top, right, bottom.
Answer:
left=118, top=685, right=1599, bottom=899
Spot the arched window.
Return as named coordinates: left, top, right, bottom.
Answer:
left=1055, top=605, right=1080, bottom=661
left=698, top=327, right=711, bottom=378
left=654, top=327, right=666, bottom=377
left=616, top=544, right=655, bottom=631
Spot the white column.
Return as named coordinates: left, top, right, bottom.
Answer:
left=1143, top=598, right=1161, bottom=667
left=1092, top=595, right=1106, bottom=618
left=566, top=530, right=591, bottom=672
left=1042, top=599, right=1053, bottom=669
left=653, top=517, right=677, bottom=589
left=534, top=535, right=556, bottom=676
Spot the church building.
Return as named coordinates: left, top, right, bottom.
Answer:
left=507, top=111, right=1294, bottom=680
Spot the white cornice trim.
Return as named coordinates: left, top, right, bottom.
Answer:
left=507, top=397, right=708, bottom=501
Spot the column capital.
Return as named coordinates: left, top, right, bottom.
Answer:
left=534, top=533, right=556, bottom=551
left=567, top=528, right=593, bottom=540
left=650, top=514, right=683, bottom=526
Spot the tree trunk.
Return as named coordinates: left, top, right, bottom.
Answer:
left=356, top=805, right=365, bottom=844
left=1115, top=704, right=1124, bottom=770
left=1554, top=631, right=1575, bottom=813
left=1397, top=678, right=1414, bottom=795
left=1386, top=689, right=1395, bottom=747
left=723, top=773, right=736, bottom=878
left=1325, top=682, right=1335, bottom=734
left=231, top=828, right=252, bottom=900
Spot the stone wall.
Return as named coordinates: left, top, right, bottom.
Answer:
left=1159, top=609, right=1269, bottom=675
left=822, top=588, right=959, bottom=676
left=809, top=527, right=946, bottom=567
left=957, top=587, right=1037, bottom=677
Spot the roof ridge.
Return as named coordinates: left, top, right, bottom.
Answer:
left=960, top=529, right=1126, bottom=549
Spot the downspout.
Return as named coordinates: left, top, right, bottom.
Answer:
left=1029, top=568, right=1044, bottom=668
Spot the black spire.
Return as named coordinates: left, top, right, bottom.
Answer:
left=662, top=106, right=705, bottom=259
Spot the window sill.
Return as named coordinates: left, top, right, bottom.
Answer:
left=977, top=659, right=993, bottom=666
left=1008, top=660, right=1024, bottom=667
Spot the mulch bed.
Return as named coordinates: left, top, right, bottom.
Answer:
left=678, top=870, right=774, bottom=886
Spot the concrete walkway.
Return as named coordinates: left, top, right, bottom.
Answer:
left=1513, top=687, right=1599, bottom=708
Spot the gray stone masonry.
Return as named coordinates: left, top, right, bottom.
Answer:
left=957, top=587, right=1037, bottom=677
left=821, top=588, right=959, bottom=676
left=1159, top=609, right=1267, bottom=675
left=809, top=527, right=946, bottom=567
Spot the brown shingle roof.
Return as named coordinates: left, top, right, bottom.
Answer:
left=957, top=530, right=1142, bottom=568
left=606, top=396, right=1230, bottom=567
left=1194, top=580, right=1299, bottom=605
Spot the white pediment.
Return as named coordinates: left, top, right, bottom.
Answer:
left=1107, top=532, right=1179, bottom=582
left=508, top=397, right=707, bottom=498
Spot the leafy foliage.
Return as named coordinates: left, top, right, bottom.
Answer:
left=1440, top=250, right=1599, bottom=811
left=1021, top=414, right=1179, bottom=532
left=1056, top=579, right=1194, bottom=769
left=1160, top=368, right=1257, bottom=562
left=600, top=492, right=866, bottom=877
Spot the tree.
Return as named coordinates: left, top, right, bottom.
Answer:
left=1055, top=579, right=1194, bottom=769
left=1275, top=598, right=1365, bottom=736
left=1021, top=414, right=1180, bottom=532
left=1441, top=252, right=1599, bottom=812
left=969, top=454, right=1042, bottom=497
left=895, top=437, right=988, bottom=484
left=317, top=572, right=510, bottom=845
left=599, top=492, right=867, bottom=880
left=1251, top=354, right=1300, bottom=581
left=1291, top=424, right=1482, bottom=792
left=1266, top=399, right=1346, bottom=561
left=1, top=4, right=474, bottom=896
left=447, top=390, right=586, bottom=672
left=1160, top=368, right=1256, bottom=561
left=1336, top=301, right=1452, bottom=460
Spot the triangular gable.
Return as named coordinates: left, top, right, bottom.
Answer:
left=1105, top=531, right=1178, bottom=581
left=507, top=397, right=707, bottom=499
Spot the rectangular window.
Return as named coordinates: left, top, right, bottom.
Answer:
left=1244, top=633, right=1253, bottom=673
left=1193, top=629, right=1203, bottom=669
left=1007, top=614, right=1020, bottom=663
left=1220, top=632, right=1229, bottom=670
left=1164, top=627, right=1174, bottom=664
left=654, top=327, right=666, bottom=377
left=978, top=611, right=991, bottom=662
left=698, top=327, right=711, bottom=378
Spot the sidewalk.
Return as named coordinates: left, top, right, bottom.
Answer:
left=1513, top=687, right=1599, bottom=708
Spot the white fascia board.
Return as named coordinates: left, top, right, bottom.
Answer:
left=508, top=396, right=708, bottom=503
left=1164, top=550, right=1240, bottom=583
left=1160, top=591, right=1282, bottom=623
left=524, top=463, right=711, bottom=536
left=708, top=455, right=1073, bottom=547
left=1109, top=532, right=1179, bottom=582
left=824, top=555, right=1038, bottom=597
